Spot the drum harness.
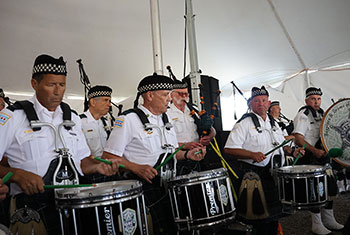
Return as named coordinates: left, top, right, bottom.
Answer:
left=122, top=108, right=177, bottom=188
left=7, top=101, right=80, bottom=234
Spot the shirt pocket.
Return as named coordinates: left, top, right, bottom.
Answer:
left=84, top=129, right=100, bottom=152
left=247, top=128, right=262, bottom=148
left=16, top=131, right=49, bottom=161
left=172, top=119, right=184, bottom=134
left=62, top=130, right=80, bottom=156
left=138, top=130, right=161, bottom=153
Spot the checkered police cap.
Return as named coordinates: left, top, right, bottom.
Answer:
left=32, top=54, right=67, bottom=77
left=88, top=85, right=112, bottom=99
left=306, top=87, right=322, bottom=98
left=172, top=79, right=188, bottom=89
left=251, top=86, right=269, bottom=99
left=137, top=73, right=173, bottom=94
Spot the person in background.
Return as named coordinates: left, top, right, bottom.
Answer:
left=293, top=87, right=343, bottom=235
left=268, top=100, right=294, bottom=140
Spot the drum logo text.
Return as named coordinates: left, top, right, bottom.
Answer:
left=205, top=182, right=219, bottom=215
left=103, top=206, right=115, bottom=234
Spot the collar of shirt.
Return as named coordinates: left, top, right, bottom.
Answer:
left=169, top=102, right=191, bottom=116
left=85, top=109, right=99, bottom=123
left=30, top=95, right=63, bottom=120
left=138, top=105, right=164, bottom=126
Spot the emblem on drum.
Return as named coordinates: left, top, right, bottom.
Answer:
left=205, top=182, right=219, bottom=215
left=122, top=208, right=137, bottom=235
left=318, top=182, right=324, bottom=197
left=219, top=184, right=228, bottom=206
left=321, top=98, right=350, bottom=166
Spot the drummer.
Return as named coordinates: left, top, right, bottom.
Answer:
left=224, top=86, right=305, bottom=235
left=293, top=87, right=343, bottom=234
left=102, top=73, right=206, bottom=234
left=166, top=77, right=215, bottom=174
left=0, top=54, right=120, bottom=235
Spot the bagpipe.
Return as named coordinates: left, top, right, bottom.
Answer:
left=166, top=66, right=217, bottom=137
left=76, top=59, right=122, bottom=123
left=277, top=112, right=294, bottom=135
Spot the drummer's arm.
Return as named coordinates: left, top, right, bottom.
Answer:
left=81, top=156, right=120, bottom=176
left=294, top=133, right=325, bottom=158
left=224, top=148, right=266, bottom=163
left=102, top=151, right=157, bottom=184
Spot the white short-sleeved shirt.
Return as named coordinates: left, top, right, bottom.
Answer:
left=0, top=96, right=91, bottom=195
left=293, top=108, right=322, bottom=146
left=166, top=103, right=199, bottom=143
left=81, top=110, right=108, bottom=157
left=225, top=112, right=286, bottom=167
left=104, top=105, right=179, bottom=167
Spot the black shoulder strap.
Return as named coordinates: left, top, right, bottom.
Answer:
left=7, top=100, right=74, bottom=131
left=186, top=102, right=200, bottom=123
left=121, top=108, right=172, bottom=131
left=267, top=113, right=276, bottom=128
left=237, top=113, right=262, bottom=133
left=101, top=117, right=111, bottom=138
left=7, top=101, right=41, bottom=131
left=79, top=114, right=87, bottom=119
left=298, top=105, right=324, bottom=119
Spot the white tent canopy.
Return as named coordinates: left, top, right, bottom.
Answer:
left=1, top=0, right=349, bottom=130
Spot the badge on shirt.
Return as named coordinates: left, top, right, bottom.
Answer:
left=172, top=118, right=178, bottom=121
left=0, top=112, right=11, bottom=126
left=114, top=118, right=124, bottom=128
left=87, top=129, right=94, bottom=132
left=146, top=129, right=153, bottom=135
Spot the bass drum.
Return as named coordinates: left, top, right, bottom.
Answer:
left=320, top=98, right=350, bottom=167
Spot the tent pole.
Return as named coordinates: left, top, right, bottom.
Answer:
left=185, top=0, right=201, bottom=110
left=149, top=0, right=164, bottom=75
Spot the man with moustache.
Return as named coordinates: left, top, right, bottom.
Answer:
left=293, top=87, right=343, bottom=234
left=0, top=54, right=119, bottom=234
left=102, top=73, right=206, bottom=234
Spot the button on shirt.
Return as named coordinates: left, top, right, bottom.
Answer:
left=225, top=113, right=285, bottom=167
left=104, top=105, right=179, bottom=167
left=293, top=109, right=322, bottom=147
left=0, top=96, right=90, bottom=195
left=81, top=110, right=107, bottom=157
left=166, top=103, right=199, bottom=143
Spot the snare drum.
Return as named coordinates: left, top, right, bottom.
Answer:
left=277, top=165, right=328, bottom=210
left=55, top=180, right=148, bottom=235
left=168, top=168, right=235, bottom=231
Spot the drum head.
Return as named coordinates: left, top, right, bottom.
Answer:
left=277, top=165, right=324, bottom=174
left=55, top=180, right=143, bottom=208
left=321, top=98, right=350, bottom=167
left=169, top=168, right=228, bottom=185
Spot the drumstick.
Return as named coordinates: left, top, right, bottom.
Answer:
left=292, top=144, right=307, bottom=166
left=92, top=156, right=125, bottom=168
left=155, top=144, right=185, bottom=171
left=264, top=139, right=293, bottom=156
left=1, top=172, right=13, bottom=184
left=44, top=184, right=96, bottom=189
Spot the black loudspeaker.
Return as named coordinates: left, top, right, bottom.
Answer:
left=184, top=75, right=223, bottom=132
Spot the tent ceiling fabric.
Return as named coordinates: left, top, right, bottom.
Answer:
left=1, top=0, right=349, bottom=106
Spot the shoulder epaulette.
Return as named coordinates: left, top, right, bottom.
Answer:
left=79, top=114, right=87, bottom=119
left=298, top=105, right=324, bottom=118
left=237, top=112, right=276, bottom=133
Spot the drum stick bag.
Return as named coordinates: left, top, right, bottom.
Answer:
left=237, top=172, right=269, bottom=220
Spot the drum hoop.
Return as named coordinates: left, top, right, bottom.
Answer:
left=56, top=189, right=143, bottom=209
left=276, top=165, right=324, bottom=175
left=169, top=168, right=228, bottom=185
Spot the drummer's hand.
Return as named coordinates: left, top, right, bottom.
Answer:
left=183, top=142, right=203, bottom=150
left=0, top=180, right=8, bottom=201
left=132, top=165, right=158, bottom=184
left=12, top=169, right=44, bottom=195
left=199, top=136, right=211, bottom=146
left=313, top=148, right=326, bottom=158
left=293, top=147, right=306, bottom=158
left=187, top=147, right=206, bottom=161
left=96, top=158, right=120, bottom=176
left=251, top=152, right=266, bottom=162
